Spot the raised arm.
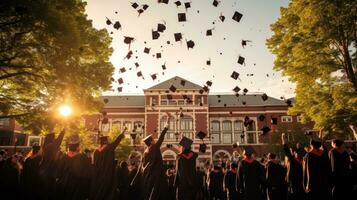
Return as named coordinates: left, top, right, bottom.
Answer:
left=54, top=129, right=66, bottom=149
left=156, top=112, right=172, bottom=147
left=281, top=133, right=294, bottom=161
left=109, top=127, right=127, bottom=150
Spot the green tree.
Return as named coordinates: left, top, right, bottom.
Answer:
left=108, top=126, right=133, bottom=161
left=0, top=0, right=114, bottom=132
left=60, top=122, right=96, bottom=152
left=267, top=0, right=357, bottom=138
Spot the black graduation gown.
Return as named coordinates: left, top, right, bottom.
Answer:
left=351, top=161, right=357, bottom=197
left=282, top=144, right=305, bottom=200
left=166, top=174, right=176, bottom=200
left=175, top=151, right=198, bottom=200
left=90, top=134, right=124, bottom=200
left=224, top=170, right=238, bottom=200
left=141, top=127, right=168, bottom=200
left=303, top=149, right=331, bottom=200
left=237, top=159, right=266, bottom=200
left=196, top=169, right=208, bottom=200
left=55, top=152, right=92, bottom=200
left=329, top=148, right=351, bottom=200
left=117, top=165, right=130, bottom=200
left=38, top=130, right=65, bottom=200
left=0, top=159, right=21, bottom=199
left=208, top=170, right=224, bottom=200
left=21, top=154, right=42, bottom=199
left=129, top=167, right=144, bottom=200
left=266, top=161, right=287, bottom=200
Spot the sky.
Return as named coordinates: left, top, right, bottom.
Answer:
left=85, top=0, right=294, bottom=98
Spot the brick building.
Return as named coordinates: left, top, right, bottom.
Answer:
left=84, top=76, right=312, bottom=165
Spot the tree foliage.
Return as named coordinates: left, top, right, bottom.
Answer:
left=267, top=0, right=357, bottom=138
left=108, top=126, right=134, bottom=161
left=0, top=0, right=114, bottom=132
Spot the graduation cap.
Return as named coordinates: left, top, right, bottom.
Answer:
left=231, top=71, right=240, bottom=80
left=258, top=114, right=265, bottom=121
left=142, top=4, right=149, bottom=10
left=196, top=131, right=207, bottom=139
left=159, top=0, right=169, bottom=4
left=151, top=74, right=157, bottom=80
left=174, top=33, right=182, bottom=41
left=120, top=67, right=126, bottom=73
left=157, top=23, right=166, bottom=32
left=143, top=134, right=153, bottom=145
left=260, top=126, right=271, bottom=135
left=113, top=21, right=121, bottom=30
left=286, top=99, right=292, bottom=107
left=167, top=94, right=173, bottom=100
left=125, top=50, right=133, bottom=59
left=106, top=18, right=112, bottom=25
left=271, top=117, right=278, bottom=125
left=178, top=13, right=187, bottom=22
left=206, top=59, right=211, bottom=65
left=213, top=0, right=220, bottom=7
left=179, top=136, right=193, bottom=149
left=233, top=86, right=241, bottom=93
left=118, top=78, right=124, bottom=84
left=186, top=40, right=195, bottom=49
left=241, top=40, right=251, bottom=48
left=244, top=116, right=254, bottom=127
left=206, top=81, right=212, bottom=87
left=262, top=93, right=268, bottom=101
left=238, top=56, right=245, bottom=65
left=199, top=143, right=207, bottom=153
left=203, top=85, right=209, bottom=92
left=206, top=29, right=213, bottom=36
left=232, top=11, right=243, bottom=22
left=184, top=2, right=191, bottom=9
left=137, top=9, right=144, bottom=15
left=131, top=2, right=139, bottom=9
left=174, top=1, right=182, bottom=6
left=123, top=36, right=134, bottom=45
left=103, top=98, right=109, bottom=104
left=243, top=88, right=248, bottom=93
left=180, top=79, right=186, bottom=86
left=135, top=62, right=139, bottom=67
left=162, top=63, right=167, bottom=70
left=219, top=14, right=225, bottom=22
left=117, top=87, right=123, bottom=93
left=144, top=47, right=150, bottom=54
left=137, top=71, right=143, bottom=77
left=169, top=85, right=177, bottom=92
left=152, top=30, right=160, bottom=40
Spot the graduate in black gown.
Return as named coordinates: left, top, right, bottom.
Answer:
left=166, top=168, right=176, bottom=200
left=329, top=139, right=352, bottom=200
left=55, top=134, right=92, bottom=200
left=117, top=160, right=130, bottom=200
left=1, top=154, right=22, bottom=199
left=266, top=153, right=287, bottom=200
left=21, top=143, right=42, bottom=199
left=237, top=146, right=266, bottom=200
left=140, top=113, right=170, bottom=200
left=129, top=162, right=143, bottom=200
left=350, top=152, right=357, bottom=196
left=303, top=136, right=331, bottom=200
left=281, top=133, right=306, bottom=200
left=89, top=127, right=126, bottom=200
left=208, top=164, right=224, bottom=200
left=38, top=129, right=66, bottom=200
left=224, top=162, right=238, bottom=200
left=175, top=136, right=198, bottom=200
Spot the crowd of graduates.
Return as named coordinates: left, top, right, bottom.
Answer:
left=0, top=114, right=357, bottom=200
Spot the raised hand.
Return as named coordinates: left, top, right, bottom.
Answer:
left=281, top=133, right=288, bottom=145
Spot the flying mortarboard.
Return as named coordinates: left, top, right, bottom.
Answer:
left=196, top=131, right=207, bottom=139
left=178, top=13, right=187, bottom=22
left=162, top=63, right=167, bottom=70
left=151, top=74, right=157, bottom=80
left=152, top=30, right=160, bottom=40
left=137, top=71, right=143, bottom=77
left=244, top=116, right=253, bottom=127
left=142, top=4, right=149, bottom=10
left=203, top=85, right=209, bottom=92
left=135, top=62, right=139, bottom=67
left=180, top=79, right=186, bottom=86
left=137, top=9, right=144, bottom=15
left=260, top=126, right=271, bottom=135
left=186, top=40, right=195, bottom=49
left=213, top=0, right=219, bottom=7
left=184, top=2, right=191, bottom=9
left=118, top=78, right=124, bottom=84
left=113, top=21, right=121, bottom=30
left=159, top=0, right=169, bottom=4
left=117, top=87, right=123, bottom=92
left=123, top=36, right=134, bottom=44
left=174, top=33, right=182, bottom=41
left=232, top=11, right=243, bottom=22
left=157, top=23, right=166, bottom=32
left=199, top=89, right=204, bottom=94
left=144, top=47, right=150, bottom=54
left=206, top=59, right=211, bottom=65
left=179, top=136, right=193, bottom=149
left=131, top=2, right=139, bottom=9
left=219, top=14, right=225, bottom=22
left=106, top=18, right=112, bottom=25
left=231, top=71, right=240, bottom=80
left=175, top=1, right=182, bottom=6
left=169, top=85, right=177, bottom=92
left=233, top=86, right=241, bottom=93
left=206, top=81, right=212, bottom=87
left=262, top=93, right=268, bottom=101
left=206, top=29, right=213, bottom=36
left=238, top=56, right=245, bottom=65
left=243, top=88, right=248, bottom=93
left=120, top=67, right=126, bottom=73
left=125, top=50, right=133, bottom=59
left=258, top=114, right=265, bottom=121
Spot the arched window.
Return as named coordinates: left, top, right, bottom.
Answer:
left=161, top=116, right=176, bottom=140
left=123, top=121, right=132, bottom=131
left=112, top=120, right=121, bottom=131
left=234, top=120, right=244, bottom=144
left=222, top=120, right=232, bottom=144
left=180, top=116, right=193, bottom=139
left=210, top=120, right=220, bottom=144
left=246, top=120, right=257, bottom=144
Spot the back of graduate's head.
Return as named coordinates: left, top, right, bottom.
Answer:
left=268, top=153, right=276, bottom=160
left=230, top=162, right=238, bottom=170
left=332, top=139, right=344, bottom=148
left=44, top=133, right=55, bottom=146
left=99, top=136, right=109, bottom=146
left=310, top=135, right=322, bottom=149
left=143, top=135, right=153, bottom=147
left=68, top=143, right=79, bottom=152
left=32, top=143, right=41, bottom=154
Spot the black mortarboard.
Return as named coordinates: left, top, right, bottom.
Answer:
left=199, top=143, right=207, bottom=153
left=125, top=50, right=133, bottom=59
left=142, top=4, right=149, bottom=10
left=219, top=14, right=225, bottom=22
left=174, top=33, right=182, bottom=41
left=118, top=78, right=124, bottom=84
left=178, top=13, right=187, bottom=22
left=103, top=98, right=109, bottom=104
left=261, top=126, right=271, bottom=135
left=124, top=36, right=134, bottom=44
left=196, top=131, right=207, bottom=139
left=137, top=9, right=144, bottom=15
left=203, top=85, right=209, bottom=92
left=174, top=1, right=181, bottom=6
left=179, top=136, right=193, bottom=149
left=206, top=81, right=212, bottom=87
left=143, top=134, right=153, bottom=145
left=184, top=2, right=191, bottom=9
left=262, top=93, right=268, bottom=101
left=117, top=87, right=123, bottom=92
left=232, top=11, right=243, bottom=22
left=186, top=40, right=195, bottom=49
left=162, top=63, right=166, bottom=70
left=180, top=79, right=186, bottom=86
left=152, top=30, right=160, bottom=40
left=286, top=99, right=292, bottom=106
left=258, top=114, right=265, bottom=121
left=135, top=62, right=139, bottom=67
left=137, top=71, right=143, bottom=77
left=238, top=56, right=245, bottom=65
left=155, top=53, right=161, bottom=58
left=244, top=116, right=253, bottom=127
left=271, top=117, right=278, bottom=125
left=169, top=85, right=177, bottom=92
left=231, top=71, right=239, bottom=80
left=206, top=59, right=211, bottom=65
left=242, top=101, right=246, bottom=105
left=120, top=67, right=126, bottom=73
left=157, top=23, right=166, bottom=32
left=243, top=88, right=248, bottom=93
left=213, top=0, right=219, bottom=7
left=131, top=2, right=139, bottom=9
left=206, top=29, right=212, bottom=36
left=144, top=47, right=150, bottom=54
left=159, top=0, right=169, bottom=4
left=199, top=89, right=204, bottom=94
left=233, top=86, right=241, bottom=93
left=113, top=21, right=121, bottom=30
left=106, top=18, right=112, bottom=25
left=151, top=74, right=157, bottom=80
left=166, top=94, right=172, bottom=100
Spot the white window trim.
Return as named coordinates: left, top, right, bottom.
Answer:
left=281, top=116, right=293, bottom=123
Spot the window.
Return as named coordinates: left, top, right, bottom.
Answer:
left=246, top=120, right=256, bottom=144
left=281, top=116, right=293, bottom=123
left=168, top=100, right=177, bottom=105
left=124, top=121, right=132, bottom=131
left=178, top=100, right=185, bottom=105
left=234, top=120, right=244, bottom=143
left=211, top=121, right=220, bottom=131
left=152, top=98, right=157, bottom=106
left=161, top=100, right=168, bottom=105
left=133, top=121, right=143, bottom=133
left=180, top=118, right=193, bottom=130
left=112, top=120, right=121, bottom=130
left=297, top=116, right=302, bottom=123
left=161, top=116, right=176, bottom=140
left=222, top=121, right=232, bottom=144
left=211, top=133, right=220, bottom=144
left=0, top=118, right=10, bottom=126
left=211, top=121, right=220, bottom=144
